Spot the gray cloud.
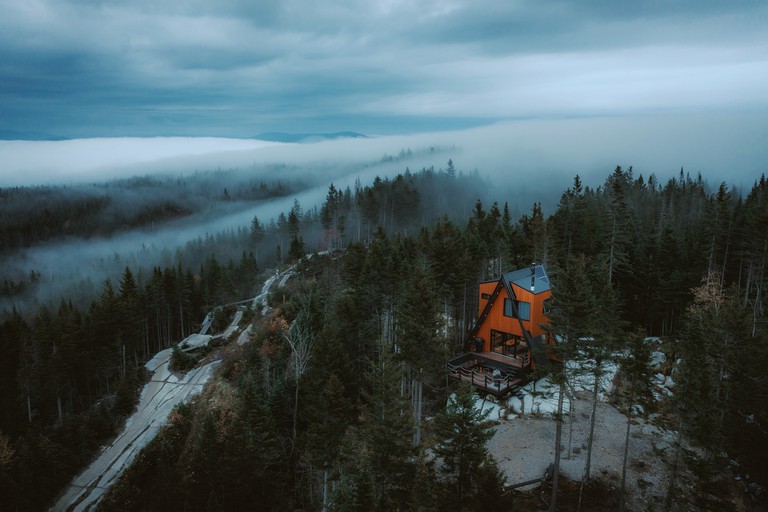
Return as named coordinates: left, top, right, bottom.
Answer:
left=0, top=0, right=766, bottom=137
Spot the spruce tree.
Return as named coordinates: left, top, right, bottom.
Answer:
left=358, top=348, right=418, bottom=510
left=305, top=374, right=352, bottom=511
left=582, top=264, right=623, bottom=483
left=433, top=383, right=505, bottom=510
left=395, top=263, right=443, bottom=447
left=118, top=266, right=145, bottom=363
left=618, top=330, right=652, bottom=512
left=544, top=254, right=599, bottom=510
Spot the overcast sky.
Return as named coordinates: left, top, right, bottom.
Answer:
left=1, top=0, right=766, bottom=138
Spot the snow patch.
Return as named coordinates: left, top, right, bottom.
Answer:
left=650, top=351, right=666, bottom=368
left=503, top=357, right=621, bottom=417
left=472, top=395, right=504, bottom=420
left=179, top=333, right=213, bottom=351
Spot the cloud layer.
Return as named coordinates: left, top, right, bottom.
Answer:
left=1, top=0, right=766, bottom=137
left=3, top=112, right=766, bottom=191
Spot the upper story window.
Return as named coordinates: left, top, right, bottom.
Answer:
left=481, top=292, right=492, bottom=300
left=504, top=298, right=530, bottom=321
left=543, top=298, right=553, bottom=315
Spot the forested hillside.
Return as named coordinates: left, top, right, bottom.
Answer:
left=0, top=164, right=766, bottom=510
left=0, top=174, right=295, bottom=252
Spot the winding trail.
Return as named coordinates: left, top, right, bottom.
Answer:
left=51, top=268, right=295, bottom=512
left=52, top=351, right=220, bottom=512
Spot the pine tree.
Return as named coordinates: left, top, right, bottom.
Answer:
left=582, top=264, right=622, bottom=483
left=408, top=453, right=439, bottom=512
left=395, top=263, right=444, bottom=447
left=289, top=235, right=305, bottom=262
left=602, top=166, right=633, bottom=284
left=355, top=348, right=418, bottom=510
left=446, top=159, right=456, bottom=179
left=250, top=214, right=265, bottom=244
left=0, top=310, right=26, bottom=436
left=305, top=374, right=352, bottom=511
left=425, top=216, right=474, bottom=348
left=185, top=409, right=222, bottom=505
left=433, top=383, right=504, bottom=510
left=677, top=273, right=751, bottom=456
left=118, top=266, right=144, bottom=364
left=329, top=447, right=376, bottom=512
left=522, top=202, right=548, bottom=265
left=618, top=330, right=652, bottom=512
left=222, top=375, right=286, bottom=509
left=0, top=431, right=18, bottom=511
left=544, top=254, right=599, bottom=510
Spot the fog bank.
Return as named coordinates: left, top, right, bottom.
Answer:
left=3, top=112, right=765, bottom=190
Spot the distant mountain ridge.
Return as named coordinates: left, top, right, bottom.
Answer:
left=253, top=131, right=366, bottom=143
left=0, top=130, right=367, bottom=142
left=0, top=129, right=67, bottom=141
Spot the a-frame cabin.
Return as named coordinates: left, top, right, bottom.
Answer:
left=447, top=264, right=554, bottom=398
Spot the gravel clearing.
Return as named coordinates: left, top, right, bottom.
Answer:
left=488, top=393, right=676, bottom=510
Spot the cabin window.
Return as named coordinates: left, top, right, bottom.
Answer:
left=504, top=298, right=531, bottom=321
left=543, top=298, right=553, bottom=315
left=491, top=329, right=522, bottom=356
left=481, top=293, right=492, bottom=300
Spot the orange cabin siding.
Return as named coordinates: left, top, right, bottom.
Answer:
left=475, top=280, right=551, bottom=353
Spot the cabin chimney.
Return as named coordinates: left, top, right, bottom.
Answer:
left=530, top=263, right=536, bottom=292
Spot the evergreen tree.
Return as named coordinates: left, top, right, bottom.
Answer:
left=677, top=273, right=751, bottom=456
left=582, top=263, right=623, bottom=483
left=118, top=266, right=145, bottom=364
left=225, top=376, right=286, bottom=508
left=351, top=348, right=418, bottom=510
left=446, top=159, right=456, bottom=179
left=408, top=453, right=439, bottom=512
left=602, top=166, right=633, bottom=284
left=618, top=330, right=652, bottom=512
left=250, top=214, right=265, bottom=244
left=0, top=310, right=25, bottom=436
left=289, top=235, right=306, bottom=262
left=329, top=448, right=376, bottom=512
left=305, top=374, right=352, bottom=511
left=433, top=383, right=507, bottom=511
left=521, top=202, right=548, bottom=265
left=544, top=254, right=599, bottom=510
left=395, top=263, right=445, bottom=446
left=426, top=216, right=474, bottom=347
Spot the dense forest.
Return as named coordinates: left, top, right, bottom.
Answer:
left=0, top=163, right=767, bottom=510
left=0, top=174, right=297, bottom=252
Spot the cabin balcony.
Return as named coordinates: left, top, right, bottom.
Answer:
left=446, top=351, right=529, bottom=398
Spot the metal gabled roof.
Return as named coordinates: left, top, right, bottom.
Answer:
left=503, top=264, right=551, bottom=294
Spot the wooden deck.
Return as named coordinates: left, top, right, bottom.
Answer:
left=446, top=352, right=528, bottom=398
left=478, top=351, right=530, bottom=369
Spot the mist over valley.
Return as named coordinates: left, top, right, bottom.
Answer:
left=2, top=113, right=767, bottom=316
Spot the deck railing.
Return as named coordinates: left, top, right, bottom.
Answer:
left=446, top=362, right=515, bottom=393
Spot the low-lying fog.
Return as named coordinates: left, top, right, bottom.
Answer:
left=4, top=111, right=765, bottom=188
left=2, top=112, right=766, bottom=312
